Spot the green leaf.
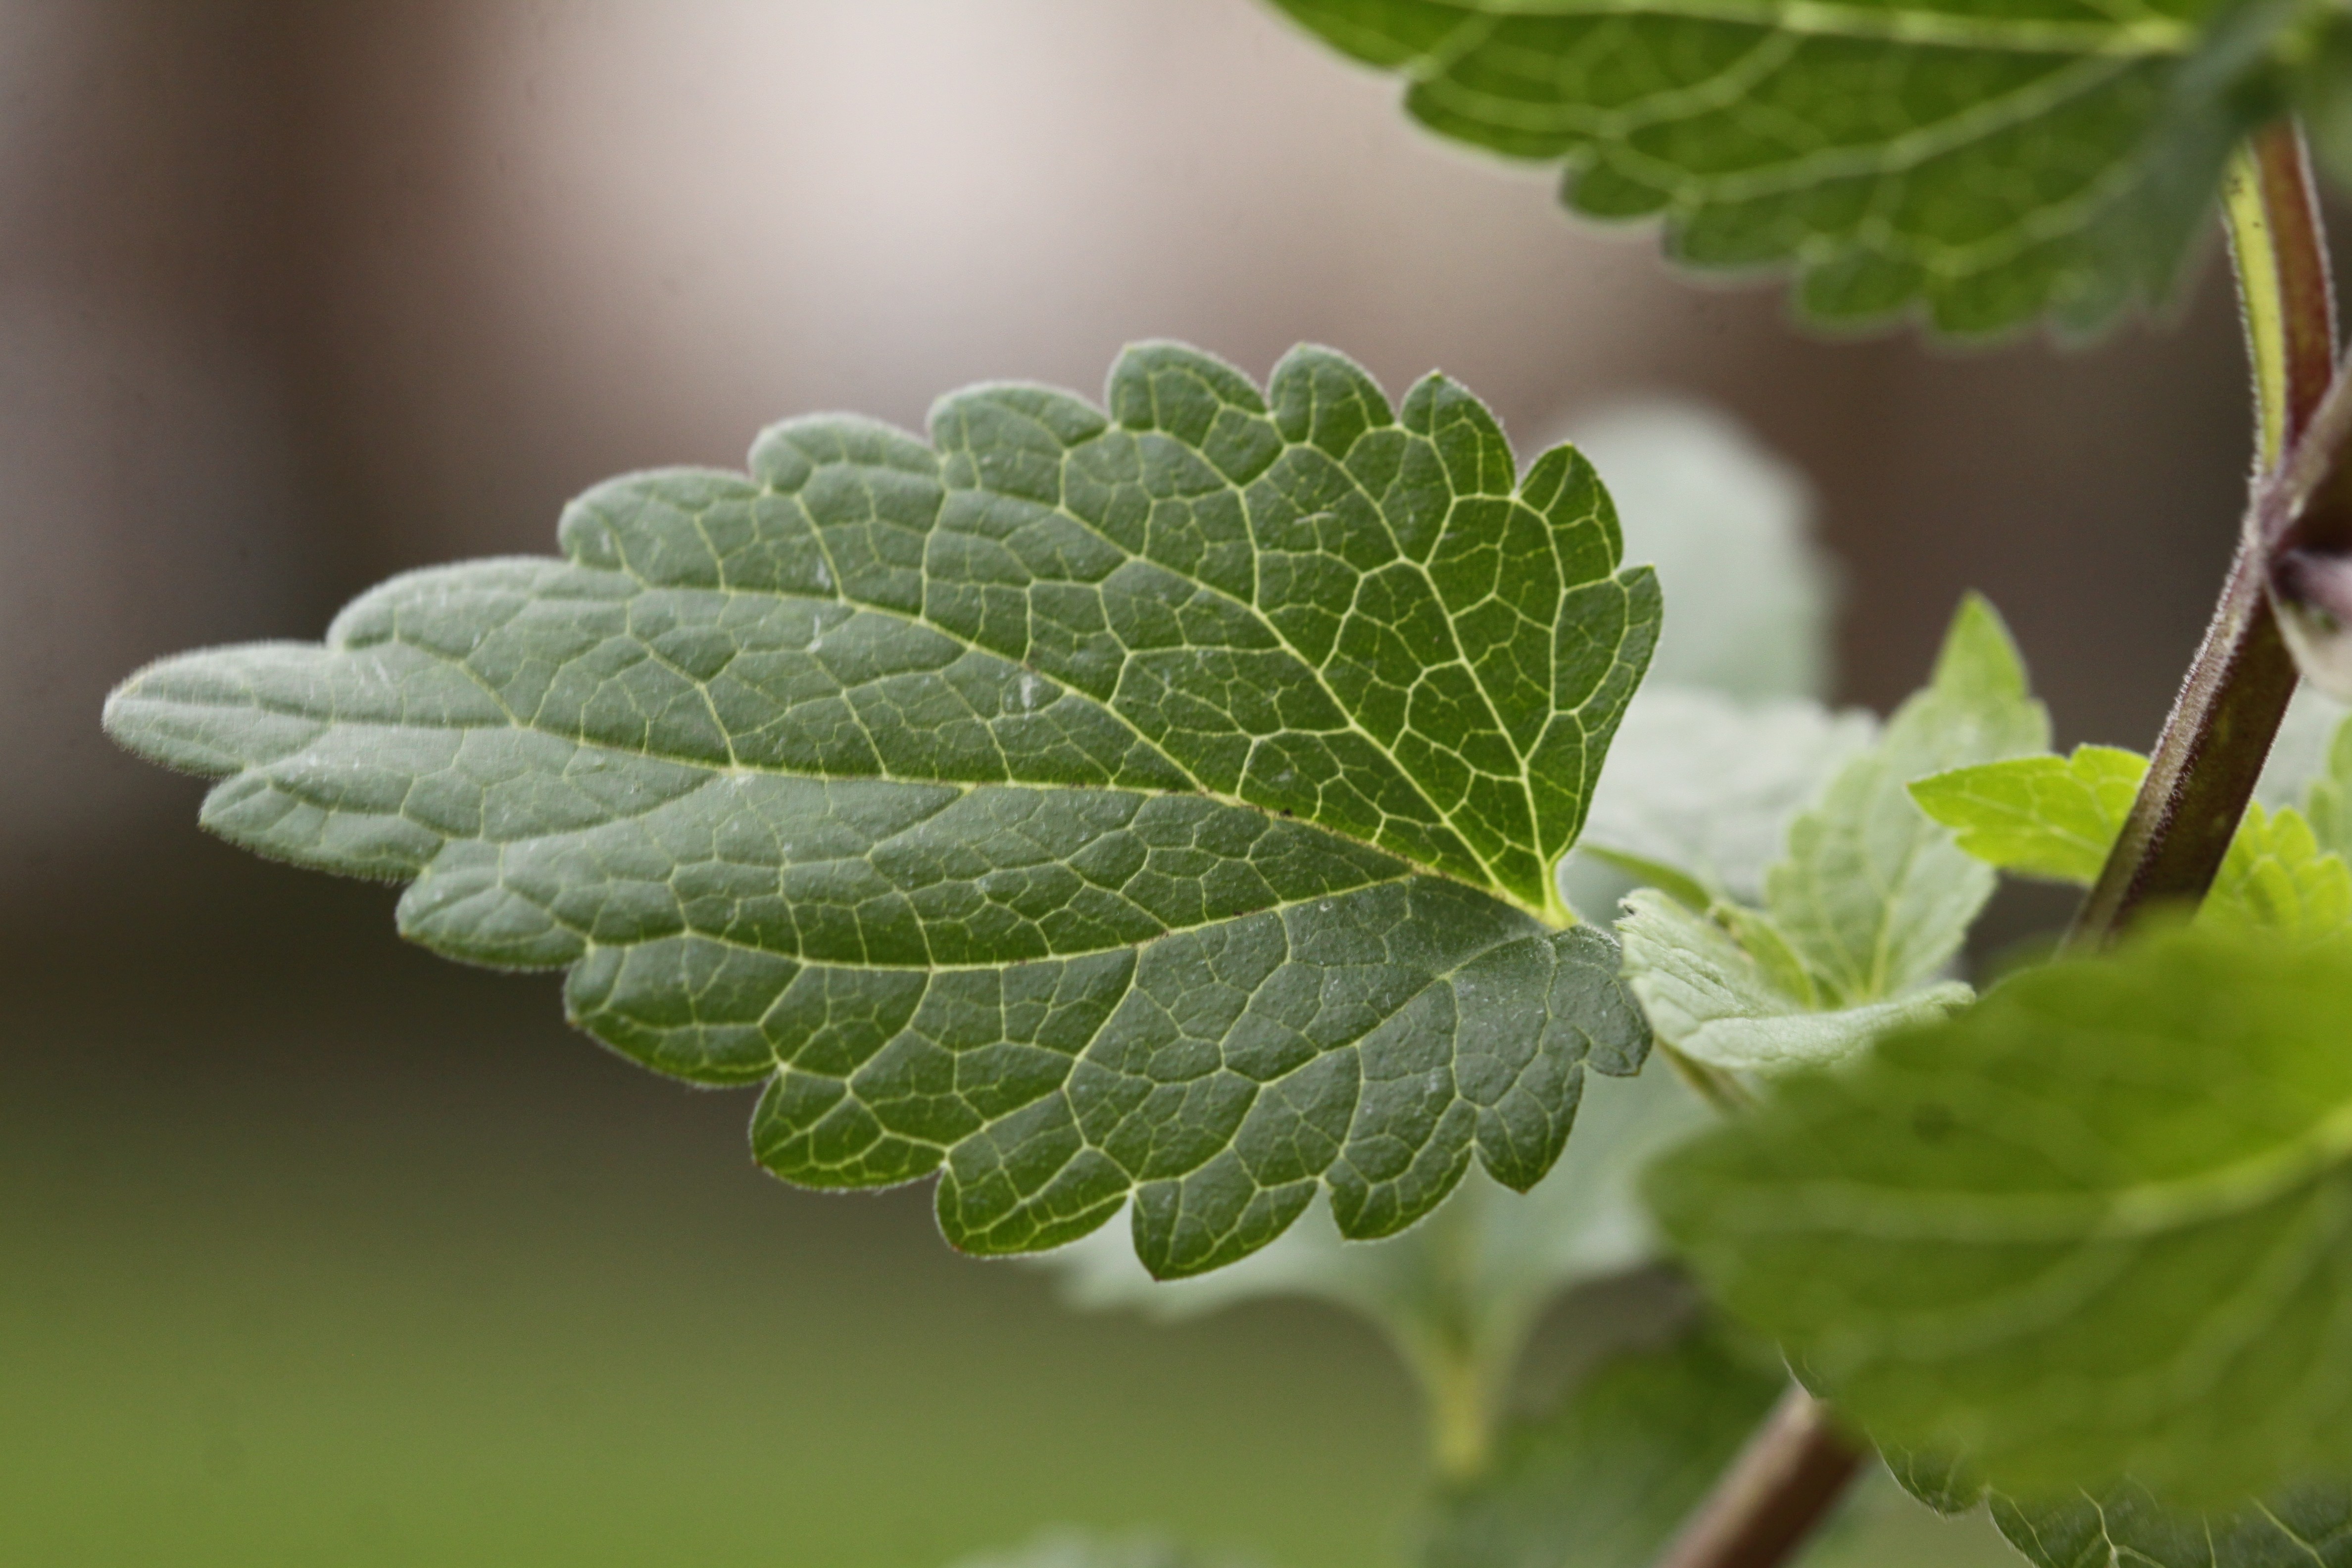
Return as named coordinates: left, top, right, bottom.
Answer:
left=1266, top=0, right=2306, bottom=337
left=1422, top=1328, right=1785, bottom=1568
left=2222, top=800, right=2352, bottom=934
left=1914, top=744, right=2352, bottom=937
left=1612, top=597, right=2031, bottom=1085
left=1648, top=923, right=2352, bottom=1503
left=1619, top=889, right=1972, bottom=1075
left=102, top=343, right=1660, bottom=1279
left=1909, top=745, right=2145, bottom=884
left=1035, top=1062, right=1709, bottom=1474
left=1762, top=594, right=2049, bottom=1005
left=1990, top=1481, right=2352, bottom=1568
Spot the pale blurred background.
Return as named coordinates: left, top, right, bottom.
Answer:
left=0, top=3, right=2284, bottom=1565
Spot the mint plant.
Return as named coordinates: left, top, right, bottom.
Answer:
left=99, top=0, right=2352, bottom=1563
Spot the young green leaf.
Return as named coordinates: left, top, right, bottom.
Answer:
left=1915, top=743, right=2352, bottom=936
left=1909, top=744, right=2146, bottom=884
left=1613, top=597, right=2034, bottom=1084
left=2253, top=685, right=2352, bottom=813
left=1649, top=923, right=2352, bottom=1504
left=1266, top=0, right=2307, bottom=337
left=1578, top=688, right=1876, bottom=906
left=1618, top=890, right=1971, bottom=1075
left=1762, top=593, right=2049, bottom=1005
left=102, top=343, right=1660, bottom=1279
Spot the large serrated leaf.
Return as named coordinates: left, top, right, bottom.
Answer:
left=1648, top=923, right=2352, bottom=1503
left=103, top=343, right=1658, bottom=1279
left=1267, top=0, right=2307, bottom=337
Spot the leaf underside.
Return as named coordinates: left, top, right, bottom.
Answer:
left=1269, top=0, right=2295, bottom=338
left=1890, top=1450, right=2352, bottom=1568
left=104, top=342, right=1658, bottom=1279
left=1650, top=924, right=2352, bottom=1504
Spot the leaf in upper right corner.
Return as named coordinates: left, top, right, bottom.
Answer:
left=1266, top=0, right=2321, bottom=338
left=1763, top=594, right=2049, bottom=1006
left=1648, top=922, right=2352, bottom=1505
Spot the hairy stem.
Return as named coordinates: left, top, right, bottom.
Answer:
left=2067, top=121, right=2336, bottom=947
left=1647, top=120, right=2342, bottom=1568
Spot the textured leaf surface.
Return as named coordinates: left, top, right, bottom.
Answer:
left=1267, top=0, right=2300, bottom=336
left=103, top=343, right=1659, bottom=1278
left=1991, top=1482, right=2352, bottom=1568
left=1890, top=1460, right=2352, bottom=1568
left=1915, top=745, right=2352, bottom=936
left=1649, top=924, right=2352, bottom=1502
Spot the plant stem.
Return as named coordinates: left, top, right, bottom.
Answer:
left=1649, top=1389, right=1862, bottom=1568
left=1648, top=120, right=2343, bottom=1568
left=2067, top=121, right=2336, bottom=947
